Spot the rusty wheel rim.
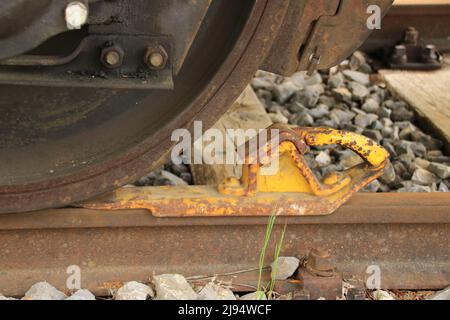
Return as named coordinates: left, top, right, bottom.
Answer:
left=0, top=0, right=288, bottom=213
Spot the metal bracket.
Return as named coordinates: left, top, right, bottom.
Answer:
left=389, top=27, right=442, bottom=71
left=79, top=125, right=389, bottom=217
left=0, top=34, right=173, bottom=89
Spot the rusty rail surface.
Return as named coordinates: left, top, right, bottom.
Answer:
left=0, top=193, right=449, bottom=297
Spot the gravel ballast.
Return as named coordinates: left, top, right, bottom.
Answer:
left=250, top=52, right=450, bottom=193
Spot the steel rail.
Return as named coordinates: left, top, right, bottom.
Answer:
left=0, top=193, right=449, bottom=297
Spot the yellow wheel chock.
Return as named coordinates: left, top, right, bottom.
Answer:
left=80, top=125, right=389, bottom=217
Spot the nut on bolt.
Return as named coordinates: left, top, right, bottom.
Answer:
left=392, top=45, right=407, bottom=65
left=100, top=44, right=124, bottom=69
left=422, top=44, right=438, bottom=63
left=404, top=26, right=419, bottom=45
left=145, top=46, right=168, bottom=70
left=305, top=248, right=336, bottom=277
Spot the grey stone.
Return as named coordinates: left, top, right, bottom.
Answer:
left=135, top=176, right=153, bottom=186
left=198, top=283, right=236, bottom=300
left=382, top=141, right=397, bottom=157
left=169, top=163, right=189, bottom=176
left=381, top=117, right=393, bottom=127
left=23, top=282, right=67, bottom=300
left=397, top=183, right=432, bottom=193
left=363, top=129, right=383, bottom=143
left=379, top=182, right=392, bottom=192
left=161, top=170, right=189, bottom=186
left=391, top=106, right=414, bottom=122
left=394, top=121, right=415, bottom=130
left=308, top=104, right=329, bottom=119
left=410, top=142, right=427, bottom=158
left=327, top=72, right=345, bottom=89
left=318, top=95, right=336, bottom=106
left=381, top=127, right=394, bottom=139
left=321, top=164, right=344, bottom=177
left=358, top=63, right=373, bottom=74
left=315, top=151, right=332, bottom=167
left=411, top=131, right=443, bottom=150
left=290, top=112, right=314, bottom=127
left=251, top=77, right=274, bottom=91
left=343, top=70, right=370, bottom=86
left=393, top=161, right=408, bottom=179
left=428, top=155, right=450, bottom=165
left=362, top=179, right=381, bottom=193
left=373, top=290, right=395, bottom=300
left=427, top=286, right=450, bottom=300
left=180, top=172, right=193, bottom=184
left=397, top=154, right=415, bottom=172
left=290, top=71, right=307, bottom=87
left=342, top=123, right=364, bottom=134
left=153, top=274, right=198, bottom=300
left=392, top=126, right=400, bottom=140
left=269, top=112, right=289, bottom=124
left=379, top=161, right=396, bottom=184
left=395, top=141, right=414, bottom=157
left=369, top=86, right=386, bottom=103
left=414, top=158, right=431, bottom=170
left=116, top=281, right=154, bottom=300
left=339, top=150, right=364, bottom=169
left=294, top=85, right=322, bottom=108
left=288, top=102, right=308, bottom=114
left=354, top=113, right=378, bottom=129
left=0, top=295, right=17, bottom=300
left=349, top=51, right=367, bottom=71
left=256, top=89, right=273, bottom=107
left=240, top=292, right=267, bottom=301
left=378, top=107, right=392, bottom=119
left=439, top=183, right=450, bottom=192
left=398, top=127, right=415, bottom=140
left=369, top=120, right=384, bottom=131
left=361, top=98, right=380, bottom=114
left=304, top=72, right=323, bottom=86
left=427, top=150, right=443, bottom=157
left=349, top=81, right=370, bottom=101
left=316, top=118, right=339, bottom=129
left=332, top=87, right=352, bottom=104
left=271, top=256, right=300, bottom=280
left=267, top=104, right=285, bottom=114
left=330, top=108, right=355, bottom=124
left=273, top=80, right=301, bottom=104
left=428, top=162, right=450, bottom=179
left=411, top=168, right=440, bottom=186
left=382, top=100, right=395, bottom=109
left=66, top=289, right=96, bottom=300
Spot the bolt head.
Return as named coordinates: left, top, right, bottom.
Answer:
left=149, top=52, right=164, bottom=68
left=392, top=45, right=408, bottom=65
left=145, top=46, right=168, bottom=70
left=307, top=248, right=335, bottom=273
left=105, top=51, right=120, bottom=66
left=422, top=45, right=438, bottom=63
left=65, top=1, right=89, bottom=30
left=100, top=45, right=124, bottom=69
left=404, top=26, right=419, bottom=45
